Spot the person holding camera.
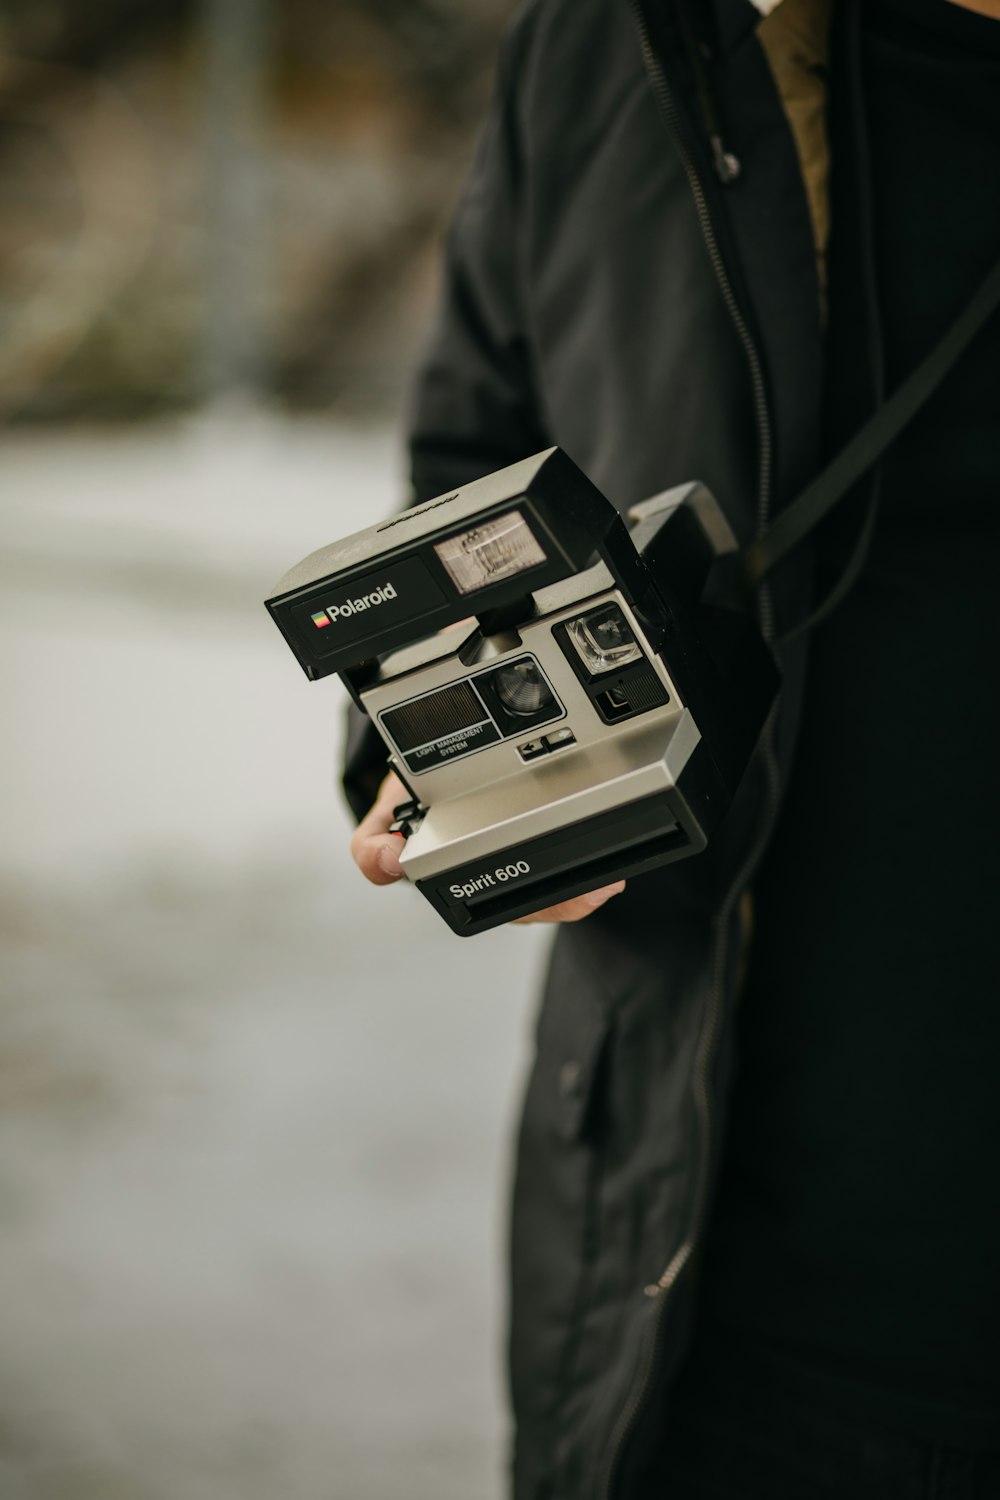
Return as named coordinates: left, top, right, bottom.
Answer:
left=348, top=0, right=1000, bottom=1494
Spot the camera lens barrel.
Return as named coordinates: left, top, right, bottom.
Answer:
left=490, top=659, right=556, bottom=717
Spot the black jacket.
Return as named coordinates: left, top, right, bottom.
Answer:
left=344, top=1, right=865, bottom=1495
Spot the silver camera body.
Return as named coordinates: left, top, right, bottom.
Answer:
left=266, top=449, right=777, bottom=935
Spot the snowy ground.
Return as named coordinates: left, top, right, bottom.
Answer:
left=0, top=415, right=547, bottom=1500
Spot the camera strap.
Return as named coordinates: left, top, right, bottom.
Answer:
left=737, top=251, right=1000, bottom=600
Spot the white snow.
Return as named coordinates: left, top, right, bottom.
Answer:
left=0, top=414, right=546, bottom=1500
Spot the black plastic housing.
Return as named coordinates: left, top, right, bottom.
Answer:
left=265, top=448, right=646, bottom=681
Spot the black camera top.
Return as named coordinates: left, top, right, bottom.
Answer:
left=265, top=448, right=675, bottom=683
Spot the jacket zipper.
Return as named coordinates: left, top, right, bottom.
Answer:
left=597, top=6, right=782, bottom=1495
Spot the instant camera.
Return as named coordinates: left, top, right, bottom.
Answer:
left=266, top=449, right=776, bottom=935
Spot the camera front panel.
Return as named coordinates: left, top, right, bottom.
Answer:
left=362, top=587, right=681, bottom=799
left=358, top=585, right=700, bottom=910
left=377, top=654, right=566, bottom=778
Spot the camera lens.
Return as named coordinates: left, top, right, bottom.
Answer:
left=492, top=659, right=555, bottom=717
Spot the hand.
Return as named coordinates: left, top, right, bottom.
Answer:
left=351, top=620, right=476, bottom=887
left=510, top=881, right=625, bottom=925
left=350, top=770, right=409, bottom=885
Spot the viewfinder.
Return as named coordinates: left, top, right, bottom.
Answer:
left=568, top=603, right=643, bottom=676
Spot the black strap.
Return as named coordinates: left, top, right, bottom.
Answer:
left=739, top=253, right=1000, bottom=597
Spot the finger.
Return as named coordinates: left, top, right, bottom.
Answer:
left=352, top=829, right=405, bottom=886
left=350, top=776, right=407, bottom=886
left=511, top=881, right=625, bottom=925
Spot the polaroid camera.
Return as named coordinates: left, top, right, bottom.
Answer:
left=265, top=448, right=777, bottom=935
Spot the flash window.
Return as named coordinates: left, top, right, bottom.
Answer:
left=434, top=510, right=547, bottom=595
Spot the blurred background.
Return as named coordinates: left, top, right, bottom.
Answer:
left=0, top=4, right=550, bottom=1498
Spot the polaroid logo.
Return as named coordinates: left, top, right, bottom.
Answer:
left=314, top=581, right=397, bottom=627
